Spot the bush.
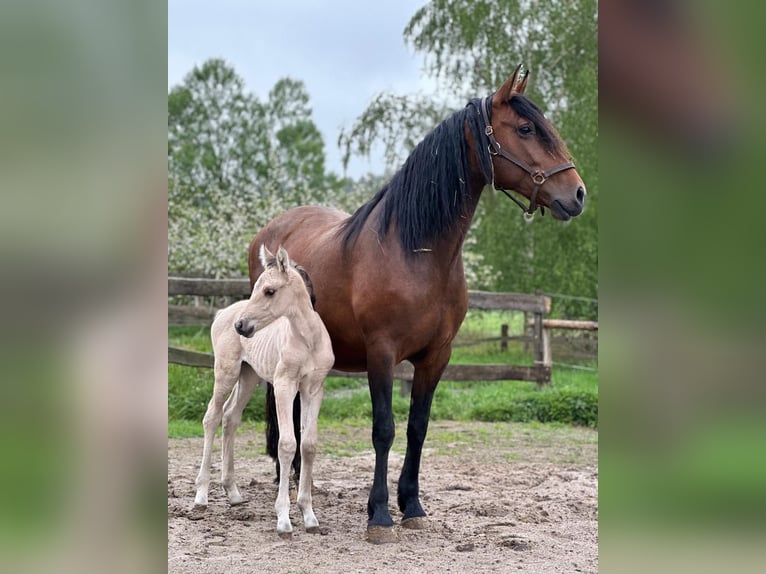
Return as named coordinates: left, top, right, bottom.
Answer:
left=470, top=386, right=598, bottom=427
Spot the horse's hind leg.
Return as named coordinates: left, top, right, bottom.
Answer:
left=397, top=352, right=449, bottom=528
left=220, top=363, right=258, bottom=505
left=194, top=361, right=239, bottom=507
left=297, top=379, right=324, bottom=533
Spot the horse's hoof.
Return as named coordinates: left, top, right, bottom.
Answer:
left=277, top=530, right=292, bottom=540
left=401, top=516, right=429, bottom=530
left=229, top=498, right=245, bottom=507
left=305, top=525, right=320, bottom=534
left=366, top=525, right=399, bottom=544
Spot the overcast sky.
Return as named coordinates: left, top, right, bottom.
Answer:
left=168, top=0, right=437, bottom=179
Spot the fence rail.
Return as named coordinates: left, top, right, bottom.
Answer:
left=168, top=276, right=559, bottom=386
left=168, top=277, right=551, bottom=314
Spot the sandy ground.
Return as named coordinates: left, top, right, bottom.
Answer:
left=168, top=421, right=597, bottom=573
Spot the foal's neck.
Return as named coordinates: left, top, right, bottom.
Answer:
left=285, top=298, right=323, bottom=349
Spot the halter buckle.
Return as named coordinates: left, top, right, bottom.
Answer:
left=523, top=211, right=535, bottom=223
left=485, top=125, right=494, bottom=136
left=531, top=171, right=546, bottom=185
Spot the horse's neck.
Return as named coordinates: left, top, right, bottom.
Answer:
left=431, top=172, right=486, bottom=269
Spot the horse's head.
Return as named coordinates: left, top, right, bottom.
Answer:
left=484, top=66, right=586, bottom=221
left=234, top=245, right=310, bottom=337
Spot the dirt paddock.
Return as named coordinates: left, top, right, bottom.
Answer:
left=168, top=421, right=598, bottom=573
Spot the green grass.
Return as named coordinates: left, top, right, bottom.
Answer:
left=169, top=310, right=598, bottom=430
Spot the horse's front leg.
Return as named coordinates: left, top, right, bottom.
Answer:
left=397, top=349, right=450, bottom=528
left=272, top=377, right=298, bottom=537
left=297, top=376, right=324, bottom=533
left=365, top=348, right=397, bottom=543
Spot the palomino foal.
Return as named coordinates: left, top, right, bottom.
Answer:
left=194, top=245, right=334, bottom=537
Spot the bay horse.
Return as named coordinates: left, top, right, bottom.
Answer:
left=250, top=67, right=586, bottom=543
left=194, top=245, right=334, bottom=538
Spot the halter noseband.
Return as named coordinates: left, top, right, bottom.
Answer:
left=479, top=95, right=575, bottom=220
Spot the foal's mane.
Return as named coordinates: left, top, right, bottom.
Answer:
left=339, top=99, right=493, bottom=254
left=339, top=93, right=568, bottom=254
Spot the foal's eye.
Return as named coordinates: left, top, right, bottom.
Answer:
left=263, top=288, right=275, bottom=297
left=518, top=124, right=534, bottom=136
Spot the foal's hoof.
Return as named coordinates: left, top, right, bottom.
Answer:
left=187, top=506, right=207, bottom=521
left=366, top=525, right=399, bottom=544
left=277, top=530, right=293, bottom=540
left=401, top=516, right=429, bottom=530
left=305, top=525, right=320, bottom=534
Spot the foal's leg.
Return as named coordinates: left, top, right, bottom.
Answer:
left=266, top=385, right=302, bottom=483
left=297, top=377, right=324, bottom=532
left=272, top=376, right=299, bottom=536
left=397, top=350, right=450, bottom=528
left=194, top=360, right=240, bottom=507
left=220, top=363, right=258, bottom=505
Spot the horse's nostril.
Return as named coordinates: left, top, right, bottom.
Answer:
left=235, top=320, right=243, bottom=332
left=576, top=186, right=585, bottom=204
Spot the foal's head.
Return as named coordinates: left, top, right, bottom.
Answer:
left=234, top=245, right=312, bottom=338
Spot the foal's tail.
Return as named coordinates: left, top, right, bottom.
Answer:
left=265, top=384, right=302, bottom=483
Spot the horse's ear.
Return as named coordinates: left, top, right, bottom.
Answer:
left=515, top=69, right=529, bottom=95
left=259, top=244, right=275, bottom=269
left=493, top=64, right=524, bottom=106
left=276, top=245, right=290, bottom=274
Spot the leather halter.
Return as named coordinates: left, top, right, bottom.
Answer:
left=480, top=95, right=575, bottom=220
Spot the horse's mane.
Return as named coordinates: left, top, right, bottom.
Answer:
left=339, top=98, right=493, bottom=254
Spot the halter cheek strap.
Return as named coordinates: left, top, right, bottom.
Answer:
left=479, top=96, right=575, bottom=219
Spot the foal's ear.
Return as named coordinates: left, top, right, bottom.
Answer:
left=276, top=245, right=290, bottom=274
left=259, top=244, right=275, bottom=269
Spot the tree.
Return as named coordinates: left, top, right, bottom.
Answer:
left=168, top=59, right=345, bottom=277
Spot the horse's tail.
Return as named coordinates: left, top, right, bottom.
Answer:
left=265, top=384, right=302, bottom=483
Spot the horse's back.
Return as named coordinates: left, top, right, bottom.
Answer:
left=249, top=205, right=348, bottom=279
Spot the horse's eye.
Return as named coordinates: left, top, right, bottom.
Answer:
left=518, top=124, right=534, bottom=136
left=264, top=288, right=275, bottom=297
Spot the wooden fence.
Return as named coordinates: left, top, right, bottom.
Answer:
left=168, top=277, right=562, bottom=387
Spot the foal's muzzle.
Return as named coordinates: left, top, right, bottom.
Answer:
left=235, top=319, right=255, bottom=338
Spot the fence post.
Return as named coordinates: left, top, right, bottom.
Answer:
left=533, top=311, right=543, bottom=366
left=523, top=312, right=530, bottom=353
left=532, top=310, right=552, bottom=387
left=500, top=324, right=509, bottom=352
